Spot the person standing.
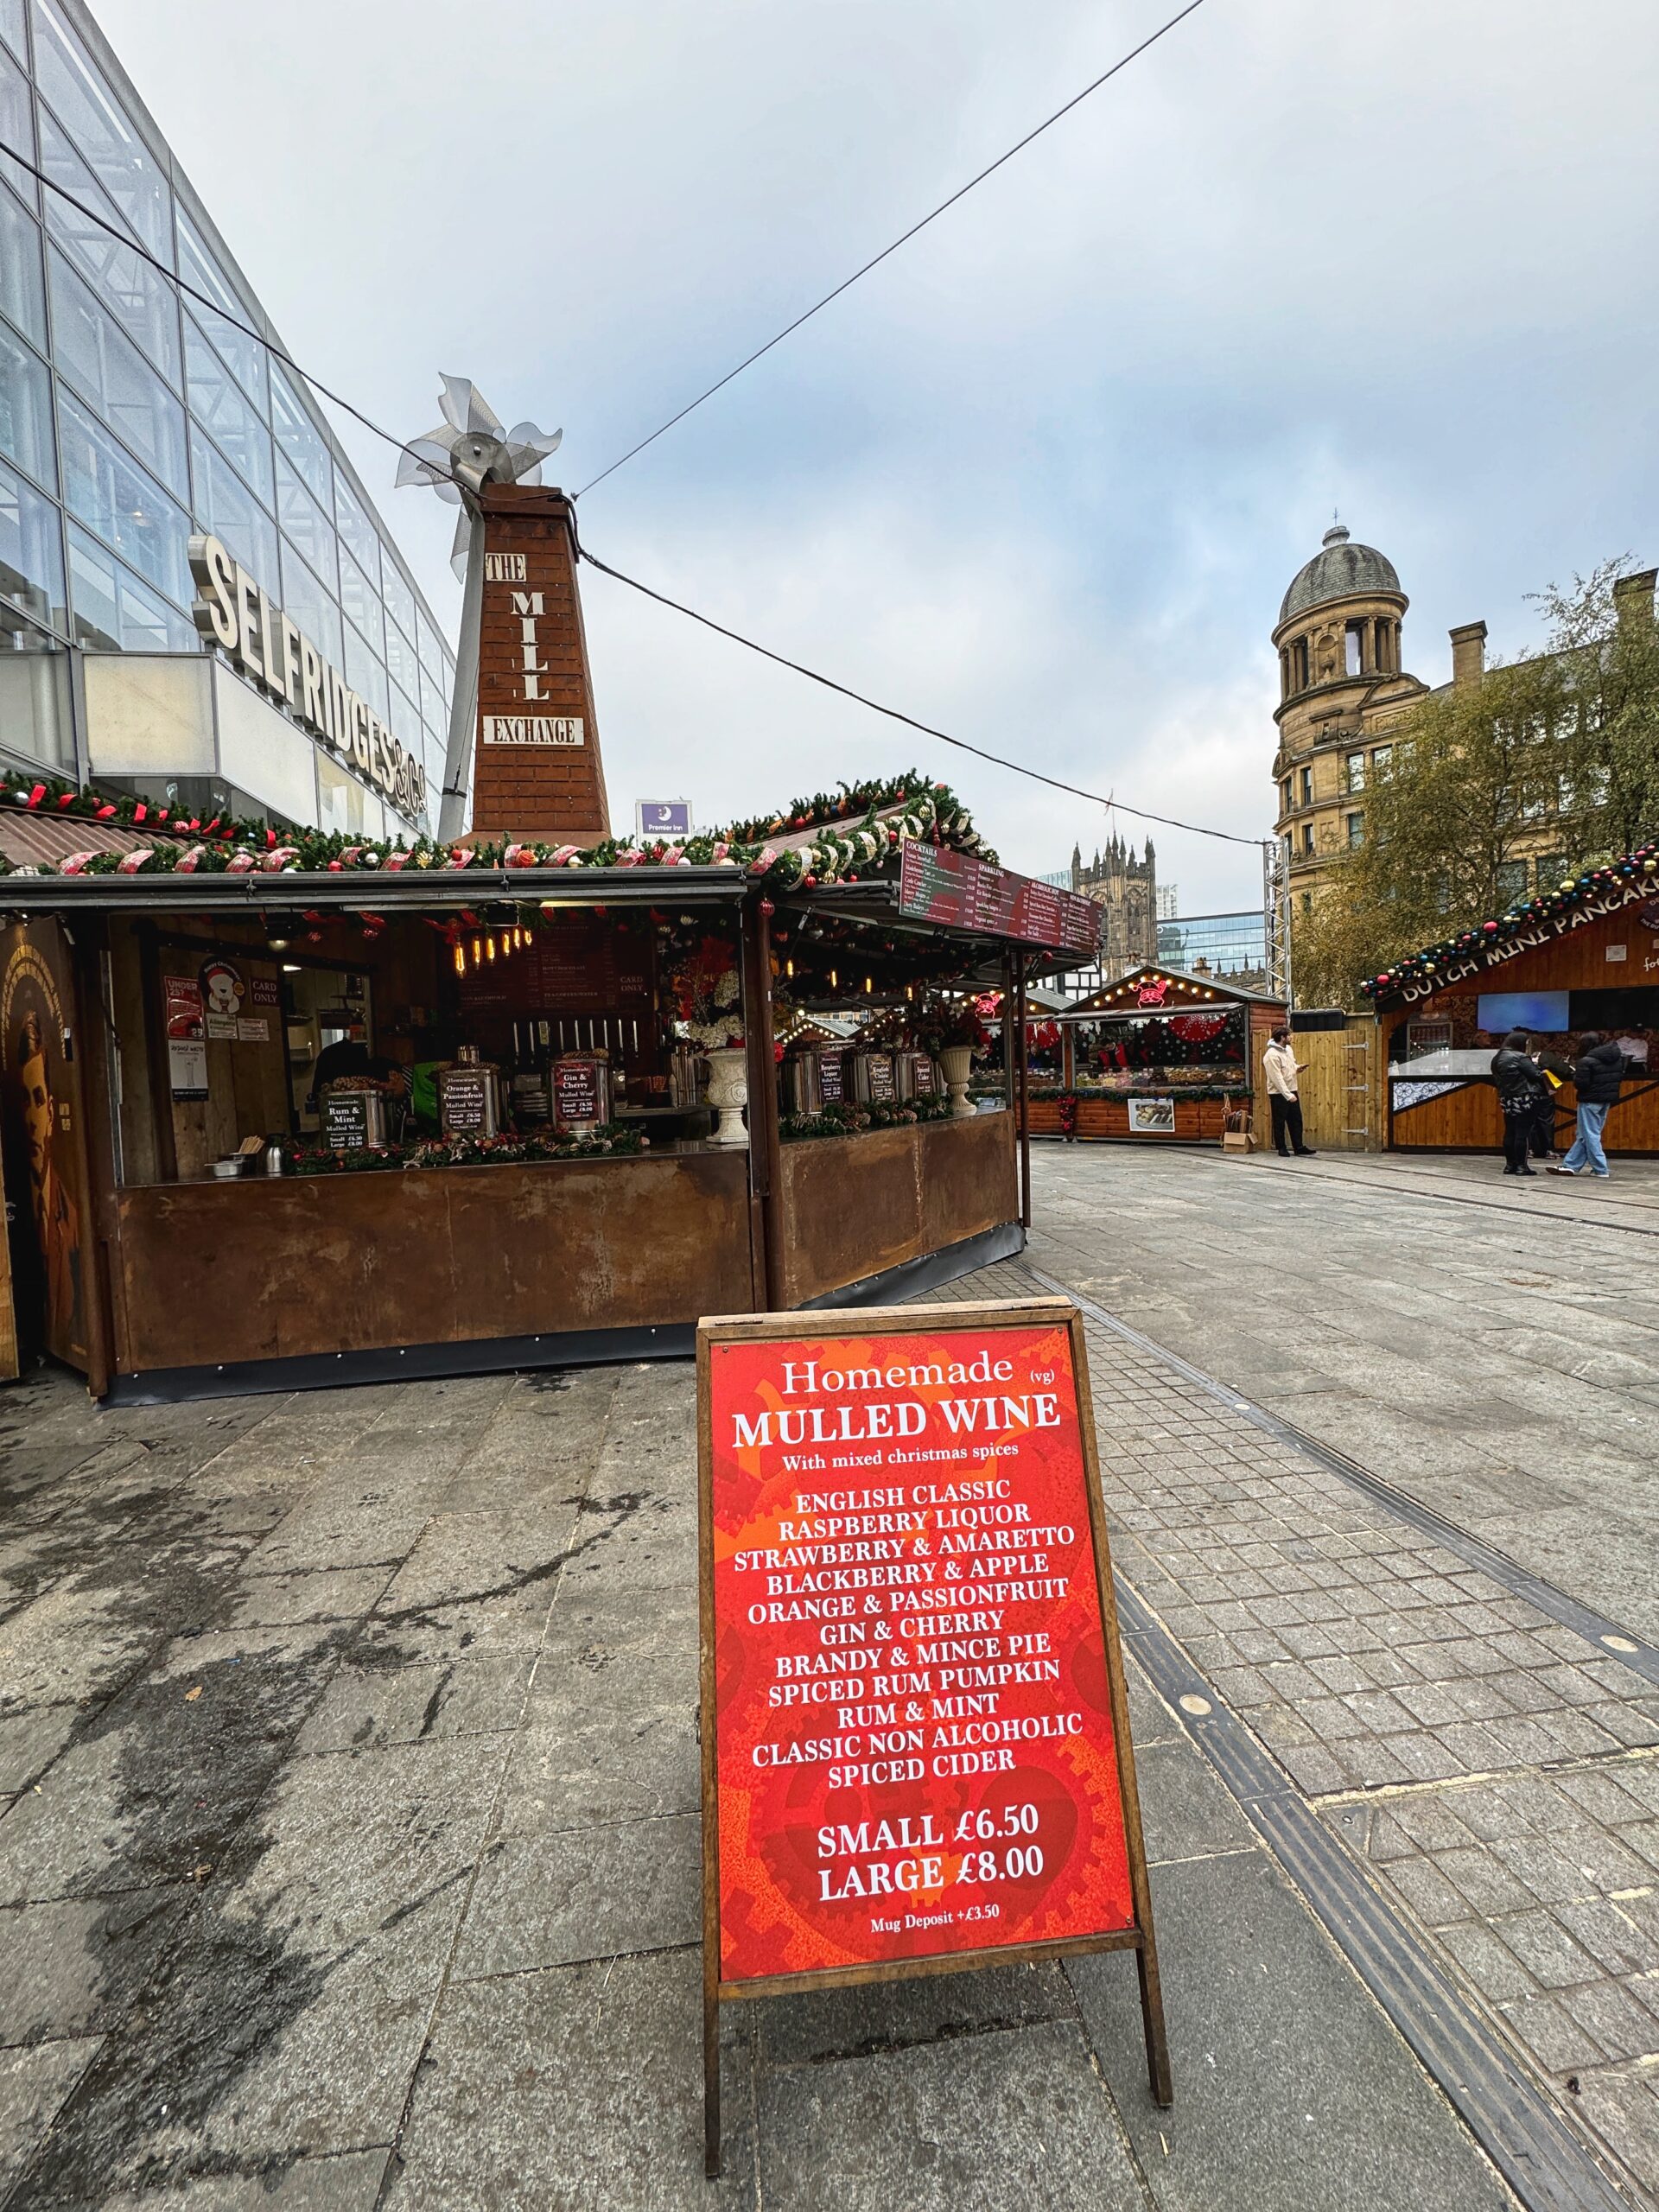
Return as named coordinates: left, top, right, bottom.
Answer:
left=1548, top=1031, right=1624, bottom=1179
left=1263, top=1027, right=1317, bottom=1158
left=1527, top=1037, right=1572, bottom=1160
left=1490, top=1029, right=1547, bottom=1176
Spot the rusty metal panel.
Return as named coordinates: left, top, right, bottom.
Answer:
left=778, top=1114, right=1020, bottom=1307
left=442, top=1151, right=754, bottom=1338
left=111, top=1152, right=754, bottom=1372
left=918, top=1111, right=1017, bottom=1251
left=778, top=1127, right=922, bottom=1307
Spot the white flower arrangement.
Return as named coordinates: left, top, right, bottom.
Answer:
left=690, top=1014, right=745, bottom=1050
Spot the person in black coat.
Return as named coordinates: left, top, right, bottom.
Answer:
left=1548, top=1032, right=1624, bottom=1179
left=1490, top=1029, right=1547, bottom=1176
left=1527, top=1037, right=1572, bottom=1159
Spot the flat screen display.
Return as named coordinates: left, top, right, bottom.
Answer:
left=1478, top=990, right=1571, bottom=1033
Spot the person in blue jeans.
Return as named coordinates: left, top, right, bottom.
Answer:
left=1548, top=1031, right=1624, bottom=1179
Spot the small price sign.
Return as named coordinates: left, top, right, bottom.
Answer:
left=553, top=1057, right=605, bottom=1128
left=440, top=1066, right=493, bottom=1135
left=322, top=1090, right=372, bottom=1152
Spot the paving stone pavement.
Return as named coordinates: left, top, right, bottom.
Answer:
left=1028, top=1142, right=1659, bottom=1640
left=928, top=1249, right=1659, bottom=2199
left=0, top=1144, right=1655, bottom=2206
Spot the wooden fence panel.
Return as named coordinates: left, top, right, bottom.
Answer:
left=1294, top=1020, right=1381, bottom=1151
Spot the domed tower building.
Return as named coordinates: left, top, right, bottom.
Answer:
left=1272, top=522, right=1442, bottom=914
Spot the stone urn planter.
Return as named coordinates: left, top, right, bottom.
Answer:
left=938, top=1046, right=976, bottom=1118
left=703, top=1046, right=750, bottom=1146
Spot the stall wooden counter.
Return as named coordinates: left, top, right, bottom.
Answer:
left=777, top=1109, right=1016, bottom=1308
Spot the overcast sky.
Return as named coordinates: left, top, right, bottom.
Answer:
left=100, top=0, right=1659, bottom=906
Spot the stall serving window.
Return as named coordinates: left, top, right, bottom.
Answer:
left=1071, top=1005, right=1247, bottom=1090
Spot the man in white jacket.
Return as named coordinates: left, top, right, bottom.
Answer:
left=1263, top=1027, right=1317, bottom=1159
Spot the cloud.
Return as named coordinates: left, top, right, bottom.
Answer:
left=95, top=0, right=1659, bottom=912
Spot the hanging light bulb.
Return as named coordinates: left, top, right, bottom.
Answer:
left=454, top=944, right=466, bottom=976
left=486, top=934, right=497, bottom=962
left=830, top=968, right=838, bottom=988
left=865, top=976, right=873, bottom=993
left=786, top=957, right=795, bottom=978
left=472, top=937, right=481, bottom=965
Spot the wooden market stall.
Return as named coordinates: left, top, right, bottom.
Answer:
left=1030, top=963, right=1285, bottom=1143
left=0, top=775, right=1099, bottom=1399
left=1363, top=845, right=1659, bottom=1154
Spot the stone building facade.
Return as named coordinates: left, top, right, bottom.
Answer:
left=1271, top=522, right=1435, bottom=915
left=1071, top=834, right=1159, bottom=973
left=1273, top=524, right=1659, bottom=928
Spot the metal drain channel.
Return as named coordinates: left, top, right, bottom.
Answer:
left=1116, top=1578, right=1632, bottom=2212
left=1027, top=1267, right=1659, bottom=1691
left=1013, top=1266, right=1648, bottom=2211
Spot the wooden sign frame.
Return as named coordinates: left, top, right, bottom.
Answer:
left=696, top=1297, right=1170, bottom=2177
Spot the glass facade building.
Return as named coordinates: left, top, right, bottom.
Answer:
left=1156, top=910, right=1268, bottom=983
left=0, top=0, right=454, bottom=836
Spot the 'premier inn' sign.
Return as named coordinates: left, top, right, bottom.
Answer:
left=695, top=1298, right=1171, bottom=2177
left=188, top=534, right=428, bottom=824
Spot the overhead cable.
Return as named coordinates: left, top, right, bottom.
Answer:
left=578, top=543, right=1265, bottom=848
left=575, top=0, right=1210, bottom=495
left=4, top=143, right=434, bottom=471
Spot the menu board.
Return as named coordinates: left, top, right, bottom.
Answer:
left=898, top=843, right=1101, bottom=954
left=912, top=1055, right=937, bottom=1096
left=440, top=1065, right=494, bottom=1136
left=817, top=1051, right=847, bottom=1105
left=694, top=1303, right=1170, bottom=2176
left=458, top=916, right=653, bottom=1016
left=698, top=1303, right=1163, bottom=1978
left=864, top=1052, right=896, bottom=1103
left=553, top=1056, right=606, bottom=1128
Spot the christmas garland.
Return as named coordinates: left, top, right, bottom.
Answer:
left=1028, top=1082, right=1251, bottom=1103
left=0, top=762, right=993, bottom=891
left=1361, top=844, right=1659, bottom=1003
left=280, top=1124, right=646, bottom=1174
left=780, top=1096, right=954, bottom=1143
left=722, top=773, right=987, bottom=855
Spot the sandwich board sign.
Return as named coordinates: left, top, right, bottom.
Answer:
left=696, top=1298, right=1170, bottom=2176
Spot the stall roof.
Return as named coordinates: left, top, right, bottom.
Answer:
left=0, top=863, right=753, bottom=914
left=0, top=814, right=184, bottom=873
left=0, top=768, right=1101, bottom=968
left=1059, top=962, right=1285, bottom=1015
left=1362, top=844, right=1659, bottom=1009
left=782, top=881, right=1099, bottom=982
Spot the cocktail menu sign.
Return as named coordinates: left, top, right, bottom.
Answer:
left=696, top=1299, right=1169, bottom=2174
